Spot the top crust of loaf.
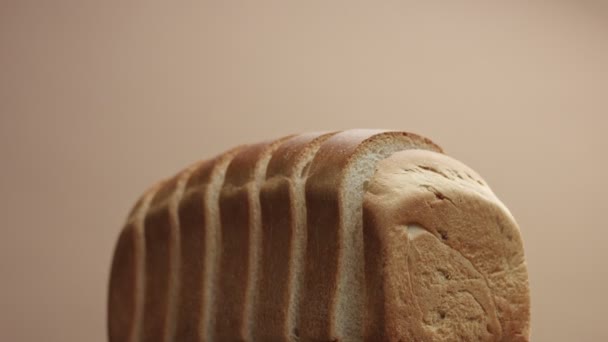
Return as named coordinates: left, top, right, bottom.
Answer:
left=224, top=136, right=295, bottom=188
left=183, top=146, right=246, bottom=194
left=124, top=180, right=167, bottom=223
left=306, top=129, right=443, bottom=192
left=265, top=132, right=336, bottom=179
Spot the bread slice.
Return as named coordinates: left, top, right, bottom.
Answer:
left=363, top=149, right=530, bottom=341
left=108, top=181, right=164, bottom=342
left=253, top=132, right=337, bottom=341
left=300, top=130, right=443, bottom=341
left=174, top=146, right=244, bottom=342
left=214, top=136, right=294, bottom=341
left=141, top=163, right=202, bottom=342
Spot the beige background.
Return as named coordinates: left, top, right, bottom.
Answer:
left=1, top=1, right=607, bottom=341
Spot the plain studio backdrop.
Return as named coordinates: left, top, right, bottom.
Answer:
left=1, top=1, right=607, bottom=341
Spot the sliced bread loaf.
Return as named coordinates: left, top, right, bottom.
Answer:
left=109, top=130, right=530, bottom=342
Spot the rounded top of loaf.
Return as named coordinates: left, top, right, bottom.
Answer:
left=306, top=129, right=443, bottom=192
left=266, top=131, right=337, bottom=179
left=224, top=135, right=295, bottom=187
left=185, top=145, right=245, bottom=191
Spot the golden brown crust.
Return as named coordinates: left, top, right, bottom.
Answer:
left=254, top=132, right=336, bottom=341
left=363, top=150, right=530, bottom=341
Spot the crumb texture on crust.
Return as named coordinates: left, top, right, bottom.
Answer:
left=363, top=149, right=530, bottom=342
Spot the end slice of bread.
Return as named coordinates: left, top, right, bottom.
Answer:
left=363, top=150, right=530, bottom=341
left=300, top=129, right=442, bottom=341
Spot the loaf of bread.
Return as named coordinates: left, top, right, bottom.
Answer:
left=108, top=129, right=530, bottom=342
